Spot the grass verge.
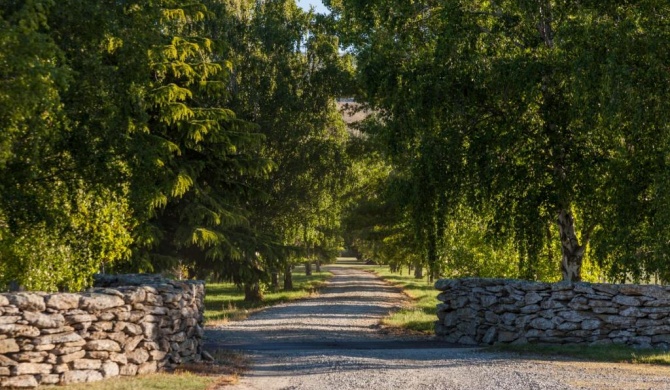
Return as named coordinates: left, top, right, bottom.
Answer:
left=204, top=270, right=331, bottom=325
left=490, top=343, right=670, bottom=365
left=44, top=350, right=248, bottom=390
left=364, top=266, right=438, bottom=334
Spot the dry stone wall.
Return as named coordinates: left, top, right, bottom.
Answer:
left=435, top=278, right=670, bottom=349
left=0, top=274, right=204, bottom=388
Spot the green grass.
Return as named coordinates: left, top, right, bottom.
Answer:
left=490, top=343, right=670, bottom=365
left=204, top=271, right=331, bottom=324
left=43, top=373, right=220, bottom=390
left=43, top=350, right=249, bottom=390
left=365, top=266, right=438, bottom=334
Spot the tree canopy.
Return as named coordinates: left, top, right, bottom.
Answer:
left=334, top=0, right=670, bottom=283
left=4, top=0, right=670, bottom=291
left=0, top=0, right=352, bottom=295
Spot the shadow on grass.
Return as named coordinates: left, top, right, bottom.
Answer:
left=489, top=344, right=670, bottom=365
left=204, top=272, right=331, bottom=323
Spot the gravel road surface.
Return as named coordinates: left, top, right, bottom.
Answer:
left=206, top=266, right=670, bottom=390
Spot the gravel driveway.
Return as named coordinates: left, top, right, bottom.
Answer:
left=205, top=266, right=670, bottom=390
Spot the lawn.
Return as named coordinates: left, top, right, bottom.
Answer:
left=43, top=373, right=221, bottom=390
left=364, top=266, right=439, bottom=334
left=43, top=349, right=247, bottom=390
left=204, top=270, right=331, bottom=324
left=490, top=343, right=670, bottom=365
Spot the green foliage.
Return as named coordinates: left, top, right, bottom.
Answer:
left=0, top=0, right=356, bottom=293
left=0, top=0, right=276, bottom=291
left=198, top=0, right=355, bottom=285
left=335, top=0, right=670, bottom=282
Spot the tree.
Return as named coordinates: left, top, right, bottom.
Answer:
left=203, top=0, right=354, bottom=300
left=0, top=0, right=134, bottom=291
left=0, top=0, right=270, bottom=290
left=331, top=0, right=670, bottom=282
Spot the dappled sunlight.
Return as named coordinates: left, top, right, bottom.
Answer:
left=206, top=267, right=414, bottom=347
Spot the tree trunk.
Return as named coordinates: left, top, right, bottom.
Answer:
left=305, top=261, right=312, bottom=276
left=557, top=209, right=585, bottom=282
left=271, top=271, right=279, bottom=289
left=244, top=282, right=263, bottom=302
left=414, top=260, right=423, bottom=279
left=315, top=259, right=321, bottom=273
left=284, top=264, right=293, bottom=290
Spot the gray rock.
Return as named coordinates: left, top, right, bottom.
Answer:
left=137, top=361, right=158, bottom=375
left=482, top=327, right=497, bottom=345
left=90, top=321, right=114, bottom=332
left=557, top=321, right=579, bottom=331
left=0, top=325, right=40, bottom=338
left=0, top=339, right=20, bottom=354
left=602, top=315, right=635, bottom=327
left=0, top=375, right=39, bottom=388
left=73, top=359, right=102, bottom=370
left=651, top=334, right=670, bottom=344
left=592, top=307, right=619, bottom=314
left=101, top=361, right=119, bottom=378
left=33, top=332, right=83, bottom=346
left=552, top=290, right=575, bottom=301
left=109, top=353, right=128, bottom=365
left=524, top=292, right=543, bottom=305
left=23, top=312, right=65, bottom=328
left=86, top=351, right=109, bottom=360
left=12, top=363, right=52, bottom=375
left=613, top=295, right=641, bottom=306
left=0, top=355, right=19, bottom=366
left=434, top=279, right=459, bottom=291
left=0, top=316, right=21, bottom=325
left=581, top=319, right=601, bottom=330
left=7, top=294, right=46, bottom=312
left=591, top=284, right=617, bottom=296
left=62, top=369, right=103, bottom=384
left=639, top=325, right=670, bottom=336
left=80, top=294, right=125, bottom=311
left=85, top=340, right=121, bottom=352
left=620, top=307, right=645, bottom=317
left=45, top=293, right=80, bottom=311
left=58, top=350, right=86, bottom=364
left=64, top=314, right=97, bottom=324
left=480, top=295, right=497, bottom=308
left=40, top=374, right=61, bottom=385
left=558, top=310, right=587, bottom=323
left=497, top=331, right=518, bottom=343
left=127, top=349, right=150, bottom=365
left=123, top=336, right=143, bottom=353
left=520, top=304, right=541, bottom=314
left=10, top=351, right=47, bottom=363
left=529, top=318, right=554, bottom=330
left=573, top=283, right=595, bottom=295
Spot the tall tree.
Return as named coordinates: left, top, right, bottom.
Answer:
left=201, top=0, right=354, bottom=300
left=331, top=0, right=670, bottom=282
left=0, top=0, right=270, bottom=290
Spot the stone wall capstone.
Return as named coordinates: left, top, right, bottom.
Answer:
left=435, top=278, right=670, bottom=349
left=0, top=274, right=205, bottom=388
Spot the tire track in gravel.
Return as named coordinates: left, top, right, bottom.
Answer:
left=205, top=266, right=670, bottom=390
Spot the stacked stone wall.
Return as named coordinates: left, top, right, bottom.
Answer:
left=0, top=274, right=204, bottom=388
left=435, top=278, right=670, bottom=348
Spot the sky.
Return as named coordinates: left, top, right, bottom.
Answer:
left=296, top=0, right=329, bottom=14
